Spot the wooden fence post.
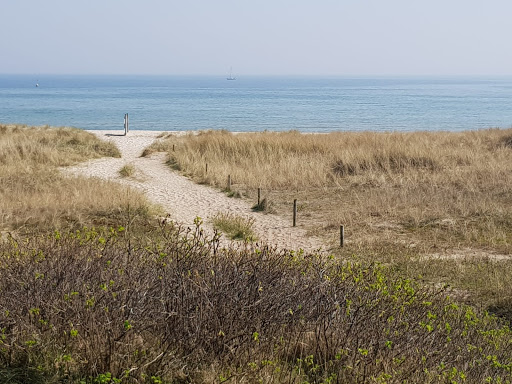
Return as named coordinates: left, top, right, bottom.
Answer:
left=227, top=175, right=232, bottom=190
left=340, top=225, right=344, bottom=247
left=257, top=188, right=261, bottom=206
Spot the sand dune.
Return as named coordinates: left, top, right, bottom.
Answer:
left=64, top=130, right=324, bottom=252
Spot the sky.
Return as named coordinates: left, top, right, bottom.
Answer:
left=2, top=0, right=512, bottom=76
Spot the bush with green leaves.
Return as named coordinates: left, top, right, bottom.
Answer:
left=1, top=221, right=512, bottom=383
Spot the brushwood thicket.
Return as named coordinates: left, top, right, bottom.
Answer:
left=1, top=222, right=512, bottom=383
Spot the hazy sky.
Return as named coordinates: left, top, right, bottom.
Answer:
left=2, top=0, right=512, bottom=76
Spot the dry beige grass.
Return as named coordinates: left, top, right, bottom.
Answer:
left=0, top=124, right=155, bottom=233
left=145, top=128, right=512, bottom=309
left=118, top=163, right=136, bottom=178
left=146, top=129, right=512, bottom=246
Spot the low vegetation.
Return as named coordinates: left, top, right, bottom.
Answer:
left=145, top=129, right=512, bottom=311
left=2, top=222, right=512, bottom=383
left=119, top=164, right=136, bottom=178
left=212, top=212, right=257, bottom=241
left=0, top=124, right=155, bottom=234
left=3, top=124, right=512, bottom=382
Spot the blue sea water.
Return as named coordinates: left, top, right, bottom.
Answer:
left=1, top=75, right=512, bottom=132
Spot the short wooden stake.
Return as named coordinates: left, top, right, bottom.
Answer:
left=172, top=144, right=175, bottom=152
left=293, top=199, right=297, bottom=227
left=340, top=225, right=345, bottom=247
left=257, top=188, right=261, bottom=205
left=205, top=163, right=208, bottom=174
left=227, top=174, right=232, bottom=190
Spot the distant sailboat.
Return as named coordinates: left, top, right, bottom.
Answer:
left=227, top=67, right=236, bottom=80
left=35, top=81, right=39, bottom=87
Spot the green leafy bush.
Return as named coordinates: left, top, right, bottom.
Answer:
left=0, top=222, right=512, bottom=383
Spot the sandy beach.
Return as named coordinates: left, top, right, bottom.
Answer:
left=64, top=130, right=324, bottom=252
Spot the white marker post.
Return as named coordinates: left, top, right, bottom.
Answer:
left=124, top=113, right=129, bottom=135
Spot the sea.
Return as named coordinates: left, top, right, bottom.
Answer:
left=1, top=74, right=512, bottom=133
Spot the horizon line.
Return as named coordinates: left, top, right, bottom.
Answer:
left=2, top=72, right=512, bottom=78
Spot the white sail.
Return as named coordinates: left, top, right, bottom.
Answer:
left=227, top=67, right=236, bottom=80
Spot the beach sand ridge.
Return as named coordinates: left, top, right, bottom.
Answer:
left=64, top=130, right=324, bottom=253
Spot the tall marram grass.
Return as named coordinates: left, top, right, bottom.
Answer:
left=146, top=129, right=512, bottom=249
left=2, top=222, right=512, bottom=383
left=145, top=129, right=512, bottom=310
left=0, top=124, right=120, bottom=166
left=145, top=128, right=512, bottom=189
left=0, top=124, right=155, bottom=233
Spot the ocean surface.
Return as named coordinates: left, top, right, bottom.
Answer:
left=1, top=75, right=512, bottom=133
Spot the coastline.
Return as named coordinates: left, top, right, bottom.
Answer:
left=3, top=75, right=512, bottom=132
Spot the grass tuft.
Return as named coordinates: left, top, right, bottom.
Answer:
left=499, top=134, right=512, bottom=148
left=119, top=164, right=136, bottom=178
left=212, top=212, right=257, bottom=241
left=251, top=197, right=274, bottom=213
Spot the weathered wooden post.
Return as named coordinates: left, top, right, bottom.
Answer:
left=205, top=163, right=208, bottom=174
left=227, top=175, right=232, bottom=190
left=293, top=199, right=297, bottom=227
left=257, top=188, right=261, bottom=206
left=340, top=225, right=345, bottom=247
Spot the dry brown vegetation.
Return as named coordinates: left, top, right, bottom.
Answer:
left=146, top=129, right=512, bottom=311
left=0, top=124, right=154, bottom=233
left=119, top=164, right=136, bottom=178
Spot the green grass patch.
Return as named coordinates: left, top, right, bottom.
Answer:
left=212, top=212, right=257, bottom=241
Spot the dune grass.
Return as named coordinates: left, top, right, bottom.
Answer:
left=0, top=123, right=121, bottom=166
left=145, top=128, right=512, bottom=248
left=119, top=163, right=136, bottom=178
left=0, top=124, right=155, bottom=234
left=212, top=212, right=257, bottom=241
left=144, top=128, right=512, bottom=311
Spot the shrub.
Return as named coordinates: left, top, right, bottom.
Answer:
left=1, top=222, right=512, bottom=382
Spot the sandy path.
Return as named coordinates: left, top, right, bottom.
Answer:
left=65, top=130, right=324, bottom=252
